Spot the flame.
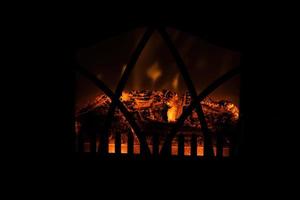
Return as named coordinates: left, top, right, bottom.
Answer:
left=225, top=103, right=239, bottom=120
left=166, top=94, right=181, bottom=122
left=120, top=91, right=131, bottom=102
left=77, top=90, right=238, bottom=157
left=147, top=62, right=162, bottom=86
left=167, top=106, right=177, bottom=122
left=172, top=73, right=180, bottom=90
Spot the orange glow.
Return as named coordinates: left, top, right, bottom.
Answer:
left=146, top=62, right=162, bottom=85
left=167, top=106, right=177, bottom=122
left=166, top=94, right=182, bottom=122
left=172, top=73, right=180, bottom=90
left=225, top=103, right=239, bottom=120
left=166, top=93, right=184, bottom=122
left=77, top=90, right=239, bottom=158
left=83, top=141, right=229, bottom=157
left=120, top=91, right=131, bottom=102
left=201, top=99, right=239, bottom=121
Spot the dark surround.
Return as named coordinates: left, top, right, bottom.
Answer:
left=30, top=12, right=295, bottom=180
left=6, top=6, right=297, bottom=196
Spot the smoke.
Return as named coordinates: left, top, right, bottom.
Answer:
left=146, top=62, right=162, bottom=87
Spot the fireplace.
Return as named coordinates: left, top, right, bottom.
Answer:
left=75, top=26, right=241, bottom=159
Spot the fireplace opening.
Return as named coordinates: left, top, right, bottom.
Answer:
left=75, top=27, right=241, bottom=159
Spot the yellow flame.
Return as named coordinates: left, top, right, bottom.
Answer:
left=167, top=106, right=177, bottom=122
left=167, top=94, right=180, bottom=122
left=147, top=62, right=162, bottom=85
left=120, top=91, right=131, bottom=102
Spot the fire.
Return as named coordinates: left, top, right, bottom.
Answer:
left=167, top=106, right=177, bottom=122
left=76, top=90, right=239, bottom=157
left=166, top=94, right=182, bottom=122
left=147, top=62, right=162, bottom=86
left=77, top=90, right=239, bottom=126
left=120, top=91, right=131, bottom=102
left=225, top=103, right=239, bottom=120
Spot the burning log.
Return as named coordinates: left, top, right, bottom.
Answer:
left=76, top=90, right=239, bottom=145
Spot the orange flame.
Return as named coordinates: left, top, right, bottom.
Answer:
left=120, top=91, right=131, bottom=102
left=166, top=94, right=182, bottom=122
left=225, top=103, right=239, bottom=120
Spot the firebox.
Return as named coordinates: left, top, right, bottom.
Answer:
left=74, top=26, right=241, bottom=160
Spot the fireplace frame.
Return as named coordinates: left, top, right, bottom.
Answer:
left=75, top=26, right=241, bottom=159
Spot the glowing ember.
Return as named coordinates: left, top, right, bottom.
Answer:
left=76, top=90, right=239, bottom=132
left=76, top=90, right=239, bottom=156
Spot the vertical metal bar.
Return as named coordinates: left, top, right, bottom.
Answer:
left=91, top=131, right=97, bottom=153
left=152, top=133, right=159, bottom=157
left=115, top=131, right=121, bottom=155
left=78, top=131, right=84, bottom=152
left=127, top=131, right=134, bottom=156
left=191, top=134, right=198, bottom=158
left=178, top=134, right=185, bottom=157
left=216, top=131, right=223, bottom=159
left=99, top=131, right=108, bottom=155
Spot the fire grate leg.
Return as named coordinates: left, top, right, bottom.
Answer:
left=127, top=131, right=134, bottom=156
left=178, top=133, right=185, bottom=157
left=191, top=134, right=197, bottom=158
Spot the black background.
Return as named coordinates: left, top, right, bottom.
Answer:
left=12, top=6, right=298, bottom=192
